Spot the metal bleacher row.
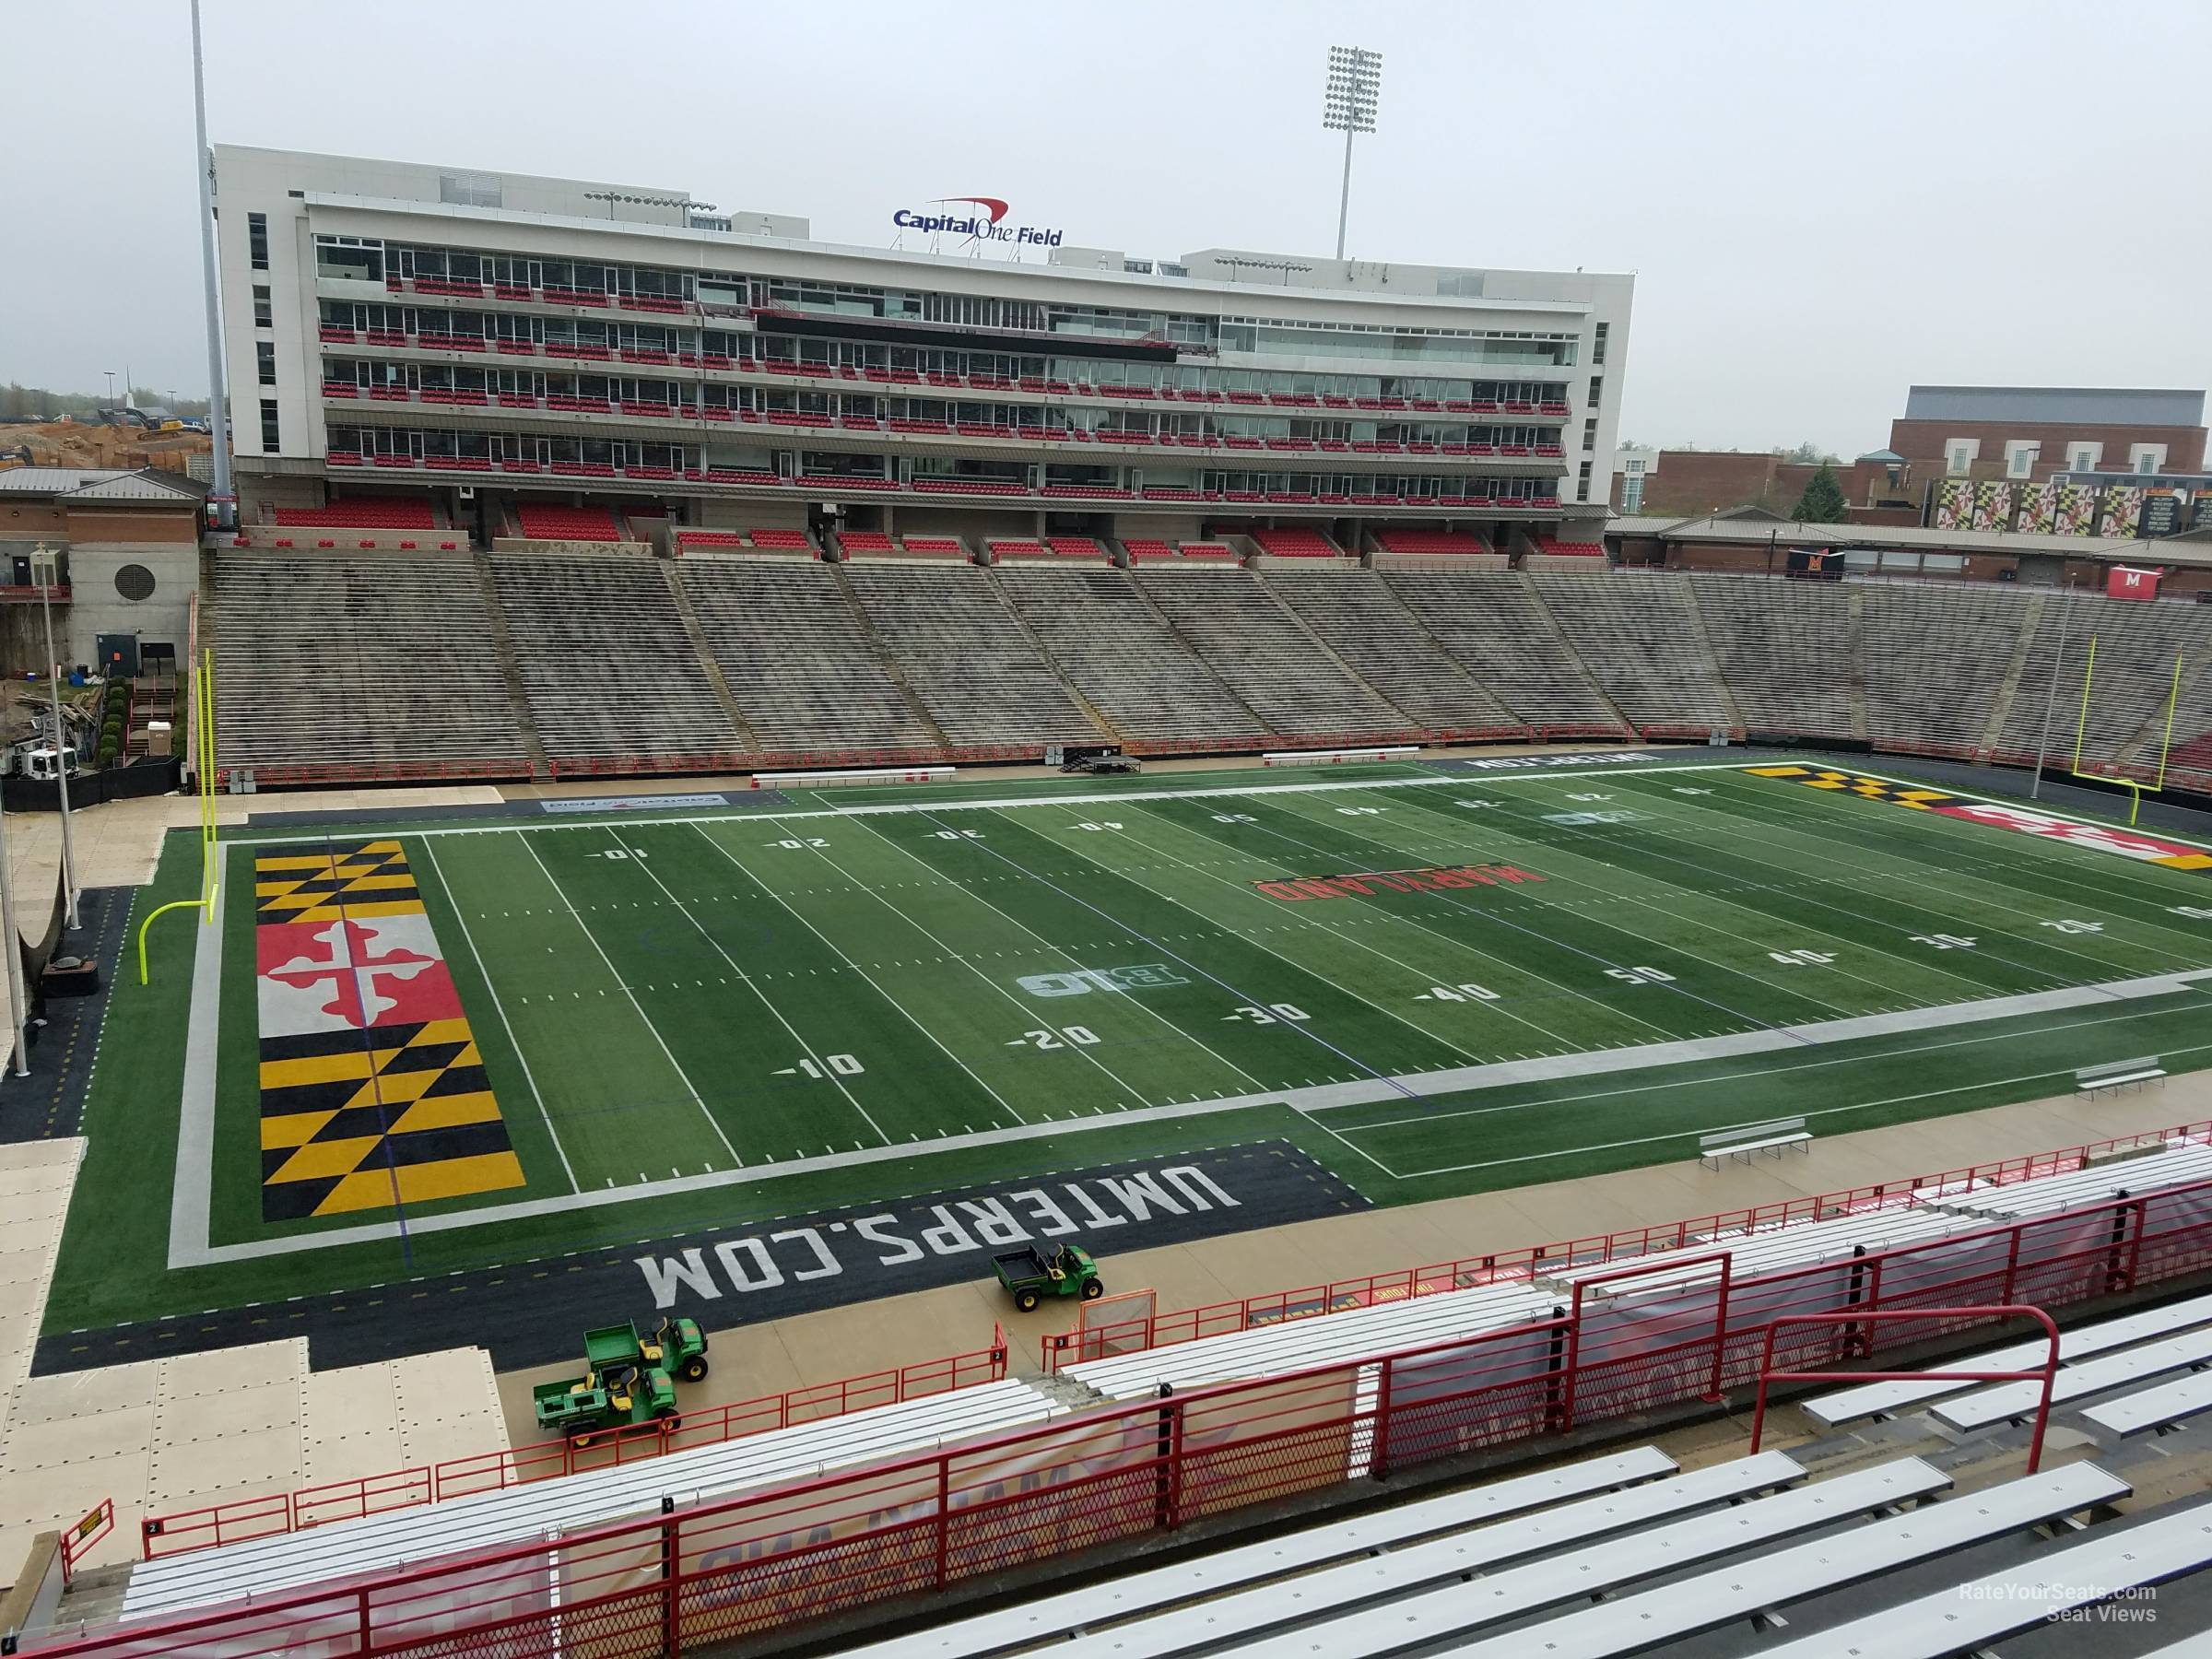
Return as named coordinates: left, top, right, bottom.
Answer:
left=77, top=1134, right=2212, bottom=1655
left=849, top=1140, right=2212, bottom=1658
left=118, top=1380, right=1063, bottom=1624
left=207, top=555, right=2212, bottom=783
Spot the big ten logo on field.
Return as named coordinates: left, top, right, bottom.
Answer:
left=1016, top=963, right=1191, bottom=998
left=1253, top=865, right=1544, bottom=902
left=634, top=1164, right=1241, bottom=1310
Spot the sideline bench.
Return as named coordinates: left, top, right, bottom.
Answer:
left=1699, top=1117, right=1811, bottom=1169
left=2077, top=1055, right=2166, bottom=1097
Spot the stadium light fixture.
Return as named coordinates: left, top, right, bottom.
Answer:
left=1323, top=45, right=1382, bottom=261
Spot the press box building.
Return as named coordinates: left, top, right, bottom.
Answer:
left=211, top=146, right=1632, bottom=554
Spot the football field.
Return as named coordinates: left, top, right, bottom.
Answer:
left=48, top=751, right=2212, bottom=1348
left=204, top=756, right=2212, bottom=1244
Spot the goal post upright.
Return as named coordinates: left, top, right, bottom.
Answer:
left=137, top=647, right=220, bottom=983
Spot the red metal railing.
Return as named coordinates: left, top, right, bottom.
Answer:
left=139, top=1332, right=1006, bottom=1560
left=40, top=1177, right=2212, bottom=1658
left=1747, top=1306, right=2061, bottom=1473
left=59, top=1498, right=113, bottom=1586
left=1042, top=1123, right=2209, bottom=1371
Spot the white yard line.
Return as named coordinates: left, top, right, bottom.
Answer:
left=765, top=815, right=1156, bottom=1108
left=516, top=830, right=743, bottom=1166
left=681, top=821, right=1022, bottom=1130
left=1395, top=1035, right=2212, bottom=1182
left=210, top=756, right=2212, bottom=857
left=1078, top=802, right=1506, bottom=1061
left=215, top=757, right=1725, bottom=843
left=419, top=837, right=580, bottom=1194
left=838, top=809, right=1267, bottom=1097
left=163, top=961, right=2212, bottom=1268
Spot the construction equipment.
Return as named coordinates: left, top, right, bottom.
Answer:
left=994, top=1242, right=1103, bottom=1312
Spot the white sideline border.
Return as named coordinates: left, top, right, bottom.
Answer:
left=168, top=758, right=2212, bottom=1268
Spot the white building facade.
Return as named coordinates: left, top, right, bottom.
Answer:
left=214, top=146, right=1633, bottom=544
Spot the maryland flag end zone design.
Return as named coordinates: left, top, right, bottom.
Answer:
left=1748, top=767, right=2212, bottom=871
left=254, top=841, right=525, bottom=1220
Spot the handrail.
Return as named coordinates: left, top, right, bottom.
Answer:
left=60, top=1497, right=114, bottom=1585
left=1747, top=1305, right=2062, bottom=1473
left=1042, top=1123, right=2208, bottom=1371
left=140, top=1329, right=1007, bottom=1559
left=51, top=1180, right=2212, bottom=1657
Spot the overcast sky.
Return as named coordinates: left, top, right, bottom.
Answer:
left=3, top=0, right=2205, bottom=454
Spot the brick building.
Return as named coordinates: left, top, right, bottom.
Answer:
left=1610, top=445, right=1916, bottom=524
left=1891, top=386, right=2206, bottom=486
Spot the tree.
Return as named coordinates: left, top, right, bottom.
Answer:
left=1783, top=440, right=1839, bottom=465
left=1793, top=464, right=1850, bottom=523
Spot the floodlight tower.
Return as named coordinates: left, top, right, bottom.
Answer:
left=1324, top=45, right=1382, bottom=261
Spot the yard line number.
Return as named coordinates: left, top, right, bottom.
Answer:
left=778, top=1053, right=865, bottom=1078
left=1011, top=1026, right=1102, bottom=1050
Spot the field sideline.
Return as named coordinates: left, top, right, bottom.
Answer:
left=41, top=751, right=2212, bottom=1344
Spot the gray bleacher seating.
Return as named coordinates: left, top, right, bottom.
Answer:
left=2084, top=1367, right=2212, bottom=1438
left=1695, top=572, right=1858, bottom=737
left=210, top=552, right=526, bottom=771
left=1858, top=582, right=2036, bottom=752
left=489, top=553, right=740, bottom=762
left=1378, top=570, right=1623, bottom=729
left=1137, top=567, right=1415, bottom=735
left=1263, top=570, right=1523, bottom=732
left=1807, top=1291, right=2212, bottom=1428
left=1999, top=588, right=2208, bottom=767
left=1531, top=570, right=1735, bottom=729
left=1754, top=1501, right=2212, bottom=1658
left=994, top=565, right=1268, bottom=742
left=679, top=559, right=936, bottom=751
left=1441, top=1461, right=2129, bottom=1659
left=843, top=563, right=1100, bottom=747
left=210, top=557, right=2212, bottom=783
left=124, top=1379, right=1059, bottom=1623
left=1213, top=1457, right=1957, bottom=1659
left=835, top=1445, right=1694, bottom=1659
left=1934, top=1325, right=2212, bottom=1432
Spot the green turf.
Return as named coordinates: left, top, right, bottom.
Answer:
left=41, top=754, right=2212, bottom=1333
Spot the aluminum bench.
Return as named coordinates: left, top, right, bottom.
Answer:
left=2079, top=1055, right=2168, bottom=1096
left=834, top=1445, right=1688, bottom=1659
left=1218, top=1457, right=1949, bottom=1659
left=1753, top=1500, right=2212, bottom=1657
left=2084, top=1367, right=2212, bottom=1439
left=1445, top=1460, right=2131, bottom=1659
left=1807, top=1292, right=2212, bottom=1428
left=1699, top=1116, right=1812, bottom=1167
left=1935, top=1324, right=2212, bottom=1433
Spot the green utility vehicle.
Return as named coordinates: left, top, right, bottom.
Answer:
left=532, top=1363, right=677, bottom=1445
left=993, top=1242, right=1103, bottom=1312
left=530, top=1318, right=709, bottom=1442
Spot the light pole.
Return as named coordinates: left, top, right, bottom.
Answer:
left=103, top=371, right=117, bottom=409
left=191, top=0, right=236, bottom=530
left=1324, top=46, right=1382, bottom=261
left=30, top=546, right=77, bottom=931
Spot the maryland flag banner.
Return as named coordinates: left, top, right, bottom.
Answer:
left=1971, top=480, right=2014, bottom=532
left=2053, top=483, right=2095, bottom=536
left=2099, top=486, right=2144, bottom=539
left=253, top=841, right=524, bottom=1220
left=1933, top=478, right=1973, bottom=529
left=2018, top=479, right=2058, bottom=535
